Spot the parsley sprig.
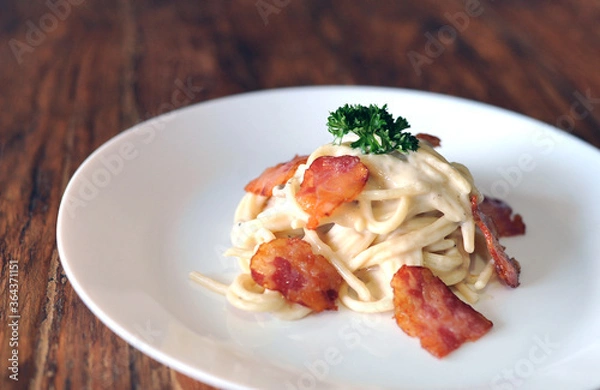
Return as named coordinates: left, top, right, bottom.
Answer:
left=327, top=104, right=419, bottom=154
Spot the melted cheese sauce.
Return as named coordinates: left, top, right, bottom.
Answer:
left=194, top=138, right=491, bottom=319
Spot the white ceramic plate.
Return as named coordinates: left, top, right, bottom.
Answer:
left=57, top=86, right=600, bottom=390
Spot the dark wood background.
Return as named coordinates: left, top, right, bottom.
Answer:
left=1, top=1, right=599, bottom=389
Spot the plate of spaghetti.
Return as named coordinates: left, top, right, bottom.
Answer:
left=57, top=86, right=600, bottom=390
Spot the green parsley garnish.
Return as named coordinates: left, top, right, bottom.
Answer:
left=327, top=104, right=419, bottom=154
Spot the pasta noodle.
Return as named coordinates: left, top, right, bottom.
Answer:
left=191, top=137, right=498, bottom=320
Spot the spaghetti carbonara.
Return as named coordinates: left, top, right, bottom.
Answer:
left=190, top=135, right=497, bottom=320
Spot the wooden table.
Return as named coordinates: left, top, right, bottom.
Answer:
left=1, top=1, right=599, bottom=389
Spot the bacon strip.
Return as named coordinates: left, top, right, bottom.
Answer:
left=296, top=155, right=369, bottom=229
left=391, top=265, right=493, bottom=358
left=416, top=133, right=441, bottom=148
left=479, top=196, right=526, bottom=237
left=471, top=195, right=521, bottom=288
left=244, top=155, right=308, bottom=196
left=250, top=237, right=343, bottom=312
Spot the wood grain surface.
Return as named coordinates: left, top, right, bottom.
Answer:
left=1, top=1, right=599, bottom=389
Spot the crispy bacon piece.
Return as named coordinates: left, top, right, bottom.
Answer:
left=416, top=133, right=441, bottom=148
left=471, top=195, right=521, bottom=288
left=479, top=196, right=526, bottom=237
left=391, top=265, right=493, bottom=358
left=244, top=155, right=308, bottom=197
left=250, top=237, right=343, bottom=312
left=296, top=155, right=369, bottom=229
